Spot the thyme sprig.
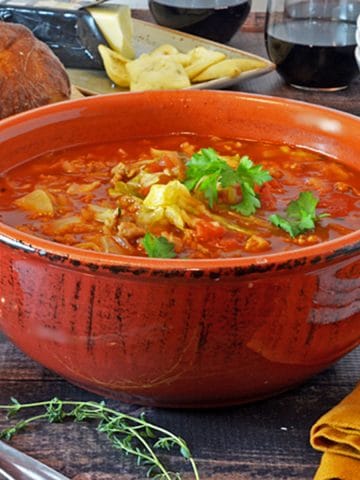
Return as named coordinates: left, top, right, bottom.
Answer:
left=0, top=397, right=200, bottom=480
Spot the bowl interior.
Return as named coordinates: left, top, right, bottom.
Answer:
left=1, top=90, right=360, bottom=268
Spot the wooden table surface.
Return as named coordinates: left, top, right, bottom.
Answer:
left=0, top=9, right=359, bottom=480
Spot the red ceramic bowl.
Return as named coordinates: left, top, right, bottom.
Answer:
left=0, top=91, right=359, bottom=407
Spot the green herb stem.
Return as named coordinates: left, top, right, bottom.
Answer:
left=0, top=399, right=200, bottom=480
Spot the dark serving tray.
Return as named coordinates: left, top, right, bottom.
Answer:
left=0, top=6, right=108, bottom=69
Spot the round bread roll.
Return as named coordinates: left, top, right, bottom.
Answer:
left=0, top=22, right=71, bottom=119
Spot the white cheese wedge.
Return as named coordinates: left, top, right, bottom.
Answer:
left=88, top=5, right=135, bottom=60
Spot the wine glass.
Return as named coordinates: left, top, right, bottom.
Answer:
left=265, top=0, right=360, bottom=91
left=148, top=0, right=252, bottom=43
left=356, top=13, right=360, bottom=69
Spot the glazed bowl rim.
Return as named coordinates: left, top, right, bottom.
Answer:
left=1, top=90, right=360, bottom=272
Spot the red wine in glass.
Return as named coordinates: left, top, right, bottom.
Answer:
left=148, top=0, right=252, bottom=43
left=266, top=19, right=358, bottom=90
left=265, top=0, right=360, bottom=90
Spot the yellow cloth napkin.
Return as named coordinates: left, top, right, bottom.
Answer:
left=310, top=383, right=360, bottom=480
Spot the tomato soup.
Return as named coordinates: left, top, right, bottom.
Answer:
left=0, top=134, right=359, bottom=259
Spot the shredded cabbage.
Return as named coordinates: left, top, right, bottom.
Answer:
left=14, top=189, right=54, bottom=216
left=138, top=180, right=205, bottom=230
left=87, top=205, right=119, bottom=229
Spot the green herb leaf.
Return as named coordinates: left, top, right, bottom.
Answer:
left=231, top=182, right=261, bottom=216
left=0, top=398, right=200, bottom=480
left=236, top=156, right=273, bottom=187
left=184, top=149, right=272, bottom=215
left=142, top=233, right=176, bottom=259
left=184, top=148, right=231, bottom=207
left=231, top=156, right=272, bottom=215
left=7, top=397, right=21, bottom=417
left=46, top=397, right=65, bottom=423
left=269, top=191, right=329, bottom=238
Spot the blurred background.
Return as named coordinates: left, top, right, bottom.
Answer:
left=125, top=0, right=266, bottom=10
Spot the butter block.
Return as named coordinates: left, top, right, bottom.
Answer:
left=87, top=5, right=135, bottom=60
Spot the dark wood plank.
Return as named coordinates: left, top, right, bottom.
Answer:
left=0, top=331, right=359, bottom=479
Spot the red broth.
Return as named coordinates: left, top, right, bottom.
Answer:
left=0, top=134, right=359, bottom=259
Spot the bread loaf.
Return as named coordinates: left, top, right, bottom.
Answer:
left=0, top=22, right=71, bottom=119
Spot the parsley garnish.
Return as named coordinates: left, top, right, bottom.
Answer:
left=142, top=233, right=176, bottom=258
left=269, top=191, right=329, bottom=238
left=229, top=156, right=272, bottom=216
left=184, top=148, right=272, bottom=215
left=183, top=148, right=229, bottom=207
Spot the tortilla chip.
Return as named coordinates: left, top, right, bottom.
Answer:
left=98, top=44, right=130, bottom=87
left=193, top=58, right=267, bottom=82
left=185, top=47, right=226, bottom=80
left=126, top=53, right=191, bottom=91
left=150, top=44, right=191, bottom=67
left=151, top=44, right=180, bottom=56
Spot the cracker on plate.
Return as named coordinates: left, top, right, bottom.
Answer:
left=193, top=58, right=267, bottom=82
left=98, top=41, right=266, bottom=91
left=184, top=46, right=226, bottom=80
left=150, top=44, right=191, bottom=67
left=98, top=44, right=130, bottom=87
left=126, top=53, right=191, bottom=91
